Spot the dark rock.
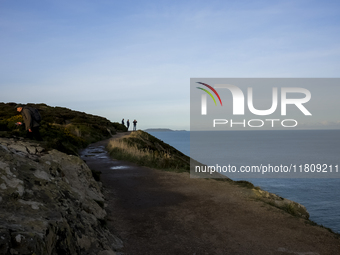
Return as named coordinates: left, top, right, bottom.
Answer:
left=0, top=138, right=122, bottom=255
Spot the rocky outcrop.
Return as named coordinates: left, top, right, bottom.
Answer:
left=252, top=188, right=310, bottom=219
left=0, top=138, right=122, bottom=255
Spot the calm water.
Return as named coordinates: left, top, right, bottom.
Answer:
left=148, top=130, right=340, bottom=234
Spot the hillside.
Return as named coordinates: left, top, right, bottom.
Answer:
left=144, top=128, right=174, bottom=132
left=144, top=128, right=188, bottom=132
left=0, top=102, right=126, bottom=155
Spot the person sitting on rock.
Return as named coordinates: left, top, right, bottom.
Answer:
left=15, top=104, right=42, bottom=141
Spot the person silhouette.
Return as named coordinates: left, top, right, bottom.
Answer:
left=133, top=119, right=137, bottom=131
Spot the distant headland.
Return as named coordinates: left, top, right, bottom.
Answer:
left=144, top=128, right=187, bottom=132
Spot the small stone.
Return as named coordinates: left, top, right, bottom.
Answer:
left=15, top=234, right=22, bottom=243
left=8, top=144, right=28, bottom=154
left=33, top=170, right=51, bottom=181
left=26, top=146, right=36, bottom=154
left=1, top=176, right=23, bottom=188
left=17, top=184, right=24, bottom=197
left=0, top=161, right=9, bottom=171
left=18, top=199, right=42, bottom=210
left=36, top=147, right=44, bottom=153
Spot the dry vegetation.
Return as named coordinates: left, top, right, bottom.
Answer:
left=107, top=130, right=190, bottom=172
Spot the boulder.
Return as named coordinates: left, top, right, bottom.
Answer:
left=0, top=138, right=123, bottom=255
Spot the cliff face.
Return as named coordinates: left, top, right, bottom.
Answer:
left=0, top=137, right=122, bottom=255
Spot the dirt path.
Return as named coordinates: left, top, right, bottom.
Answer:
left=80, top=133, right=340, bottom=255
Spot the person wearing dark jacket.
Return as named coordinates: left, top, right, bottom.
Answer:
left=15, top=104, right=42, bottom=140
left=133, top=119, right=137, bottom=131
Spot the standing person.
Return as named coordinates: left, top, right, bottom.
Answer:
left=15, top=104, right=42, bottom=140
left=122, top=118, right=125, bottom=125
left=133, top=119, right=137, bottom=131
left=127, top=119, right=130, bottom=130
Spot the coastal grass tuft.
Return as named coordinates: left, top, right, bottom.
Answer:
left=107, top=130, right=190, bottom=172
left=282, top=203, right=299, bottom=217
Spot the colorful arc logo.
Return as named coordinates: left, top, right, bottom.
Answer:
left=196, top=82, right=223, bottom=106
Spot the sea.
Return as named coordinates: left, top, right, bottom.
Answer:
left=148, top=130, right=340, bottom=234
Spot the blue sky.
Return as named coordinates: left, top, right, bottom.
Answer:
left=1, top=0, right=340, bottom=130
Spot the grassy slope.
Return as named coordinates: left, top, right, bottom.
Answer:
left=0, top=102, right=126, bottom=155
left=107, top=130, right=190, bottom=172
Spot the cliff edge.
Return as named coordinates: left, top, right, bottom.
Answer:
left=87, top=132, right=340, bottom=254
